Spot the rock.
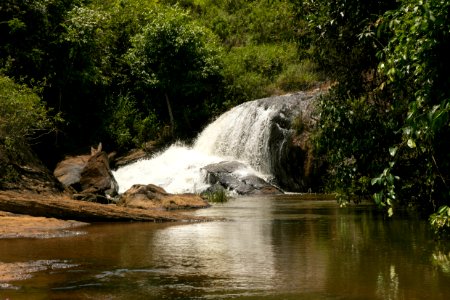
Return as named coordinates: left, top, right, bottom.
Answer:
left=118, top=184, right=210, bottom=210
left=53, top=155, right=90, bottom=191
left=54, top=145, right=119, bottom=202
left=111, top=141, right=163, bottom=169
left=202, top=161, right=283, bottom=195
left=72, top=193, right=113, bottom=204
left=0, top=143, right=64, bottom=194
left=264, top=90, right=322, bottom=192
left=0, top=211, right=88, bottom=239
left=79, top=151, right=119, bottom=198
left=0, top=191, right=211, bottom=222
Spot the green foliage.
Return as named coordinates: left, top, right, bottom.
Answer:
left=0, top=74, right=53, bottom=183
left=104, top=95, right=160, bottom=149
left=222, top=43, right=318, bottom=106
left=274, top=59, right=321, bottom=92
left=303, top=0, right=450, bottom=233
left=1, top=0, right=310, bottom=151
left=62, top=5, right=112, bottom=86
left=0, top=0, right=85, bottom=81
left=373, top=0, right=450, bottom=230
left=202, top=188, right=228, bottom=203
left=315, top=87, right=401, bottom=207
left=290, top=0, right=396, bottom=91
left=126, top=6, right=222, bottom=92
left=430, top=206, right=450, bottom=235
left=0, top=75, right=53, bottom=147
left=124, top=5, right=223, bottom=136
left=176, top=0, right=298, bottom=47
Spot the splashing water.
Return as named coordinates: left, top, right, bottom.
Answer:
left=113, top=93, right=311, bottom=194
left=113, top=143, right=225, bottom=194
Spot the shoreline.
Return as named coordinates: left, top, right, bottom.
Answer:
left=0, top=210, right=89, bottom=239
left=0, top=190, right=212, bottom=240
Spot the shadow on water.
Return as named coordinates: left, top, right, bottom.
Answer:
left=1, top=194, right=450, bottom=299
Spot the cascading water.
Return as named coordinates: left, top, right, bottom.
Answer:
left=113, top=92, right=318, bottom=194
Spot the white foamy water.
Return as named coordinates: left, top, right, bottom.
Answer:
left=113, top=93, right=309, bottom=194
left=113, top=143, right=223, bottom=194
left=194, top=101, right=277, bottom=175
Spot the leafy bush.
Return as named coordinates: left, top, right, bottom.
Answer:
left=0, top=75, right=53, bottom=183
left=273, top=59, right=322, bottom=92
left=124, top=5, right=223, bottom=137
left=202, top=188, right=228, bottom=203
left=0, top=75, right=52, bottom=149
left=373, top=0, right=450, bottom=218
left=104, top=95, right=160, bottom=149
left=222, top=43, right=313, bottom=106
left=430, top=206, right=450, bottom=235
left=298, top=0, right=450, bottom=233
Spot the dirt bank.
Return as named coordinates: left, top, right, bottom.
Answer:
left=0, top=191, right=211, bottom=240
left=0, top=210, right=88, bottom=239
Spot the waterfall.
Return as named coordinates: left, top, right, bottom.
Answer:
left=113, top=92, right=317, bottom=194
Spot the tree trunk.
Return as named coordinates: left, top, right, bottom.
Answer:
left=0, top=191, right=208, bottom=222
left=165, top=92, right=175, bottom=137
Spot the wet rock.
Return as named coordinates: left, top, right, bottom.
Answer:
left=119, top=184, right=210, bottom=210
left=53, top=155, right=90, bottom=191
left=111, top=141, right=163, bottom=169
left=79, top=151, right=118, bottom=198
left=202, top=161, right=282, bottom=195
left=263, top=90, right=322, bottom=192
left=0, top=143, right=64, bottom=193
left=54, top=145, right=119, bottom=202
left=0, top=211, right=87, bottom=239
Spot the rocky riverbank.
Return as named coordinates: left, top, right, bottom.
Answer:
left=0, top=140, right=215, bottom=240
left=0, top=189, right=213, bottom=239
left=0, top=210, right=87, bottom=239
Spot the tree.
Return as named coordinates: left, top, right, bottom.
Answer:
left=374, top=0, right=450, bottom=225
left=294, top=0, right=450, bottom=232
left=290, top=0, right=399, bottom=204
left=0, top=75, right=54, bottom=183
left=125, top=6, right=223, bottom=138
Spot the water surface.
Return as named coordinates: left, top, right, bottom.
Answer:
left=1, top=195, right=449, bottom=299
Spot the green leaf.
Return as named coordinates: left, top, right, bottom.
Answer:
left=373, top=192, right=383, bottom=205
left=371, top=177, right=381, bottom=186
left=389, top=146, right=398, bottom=157
left=388, top=207, right=394, bottom=217
left=387, top=174, right=394, bottom=185
left=407, top=138, right=416, bottom=148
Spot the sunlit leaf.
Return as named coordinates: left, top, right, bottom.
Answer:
left=407, top=138, right=416, bottom=148
left=389, top=146, right=398, bottom=157
left=388, top=207, right=394, bottom=217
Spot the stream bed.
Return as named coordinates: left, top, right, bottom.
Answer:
left=1, top=194, right=450, bottom=299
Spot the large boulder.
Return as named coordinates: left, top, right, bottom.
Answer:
left=0, top=143, right=64, bottom=194
left=202, top=161, right=283, bottom=195
left=118, top=184, right=210, bottom=210
left=54, top=145, right=118, bottom=202
left=53, top=155, right=90, bottom=191
left=264, top=90, right=323, bottom=192
left=79, top=151, right=118, bottom=197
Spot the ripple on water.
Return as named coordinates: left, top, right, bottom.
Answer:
left=0, top=260, right=78, bottom=289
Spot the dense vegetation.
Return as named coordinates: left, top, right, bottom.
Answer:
left=0, top=0, right=317, bottom=161
left=291, top=0, right=450, bottom=233
left=1, top=0, right=450, bottom=232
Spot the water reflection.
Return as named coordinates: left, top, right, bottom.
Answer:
left=1, top=195, right=450, bottom=299
left=151, top=199, right=276, bottom=292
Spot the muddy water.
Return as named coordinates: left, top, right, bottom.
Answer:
left=1, top=195, right=450, bottom=299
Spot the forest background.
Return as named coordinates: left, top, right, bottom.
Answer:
left=1, top=0, right=449, bottom=233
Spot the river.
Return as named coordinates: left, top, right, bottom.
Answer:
left=1, top=194, right=449, bottom=299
